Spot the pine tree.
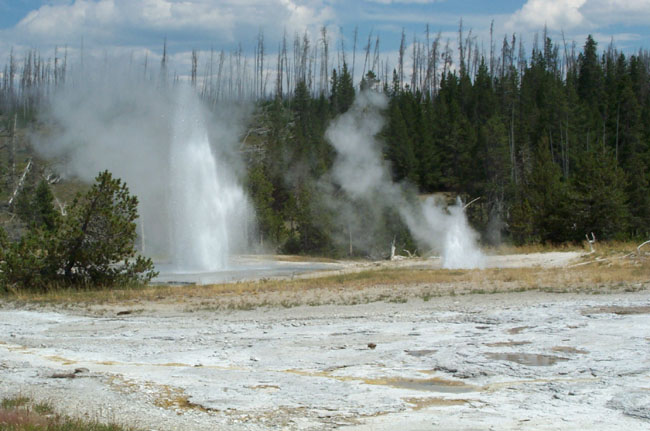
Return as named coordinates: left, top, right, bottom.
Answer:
left=386, top=94, right=418, bottom=184
left=57, top=171, right=156, bottom=285
left=247, top=163, right=284, bottom=246
left=626, top=156, right=650, bottom=238
left=526, top=138, right=571, bottom=242
left=1, top=171, right=156, bottom=290
left=571, top=149, right=629, bottom=240
left=32, top=180, right=59, bottom=231
left=337, top=62, right=355, bottom=113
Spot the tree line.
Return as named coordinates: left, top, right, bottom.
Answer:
left=1, top=28, right=649, bottom=263
left=246, top=34, right=650, bottom=255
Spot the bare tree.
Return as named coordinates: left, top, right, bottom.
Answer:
left=320, top=26, right=330, bottom=95
left=398, top=28, right=406, bottom=89
left=362, top=29, right=373, bottom=80
left=351, top=26, right=358, bottom=86
left=191, top=49, right=198, bottom=87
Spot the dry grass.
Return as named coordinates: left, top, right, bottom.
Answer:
left=2, top=245, right=648, bottom=312
left=0, top=396, right=130, bottom=431
left=486, top=242, right=583, bottom=255
left=486, top=240, right=643, bottom=256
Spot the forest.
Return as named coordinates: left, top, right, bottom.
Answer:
left=1, top=26, right=649, bottom=259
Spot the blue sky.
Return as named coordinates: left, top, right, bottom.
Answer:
left=1, top=1, right=649, bottom=72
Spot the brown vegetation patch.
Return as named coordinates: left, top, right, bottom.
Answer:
left=45, top=355, right=77, bottom=366
left=508, top=326, right=532, bottom=334
left=283, top=368, right=479, bottom=393
left=0, top=407, right=49, bottom=428
left=247, top=384, right=280, bottom=391
left=2, top=247, right=647, bottom=312
left=107, top=375, right=210, bottom=414
left=583, top=306, right=650, bottom=315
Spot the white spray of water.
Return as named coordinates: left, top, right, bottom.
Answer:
left=442, top=199, right=484, bottom=268
left=35, top=66, right=251, bottom=272
left=169, top=89, right=249, bottom=271
left=415, top=197, right=484, bottom=268
left=326, top=91, right=484, bottom=268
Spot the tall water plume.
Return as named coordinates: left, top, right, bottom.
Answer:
left=34, top=64, right=251, bottom=272
left=169, top=89, right=249, bottom=271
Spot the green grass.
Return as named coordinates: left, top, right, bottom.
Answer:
left=1, top=397, right=30, bottom=409
left=0, top=397, right=134, bottom=431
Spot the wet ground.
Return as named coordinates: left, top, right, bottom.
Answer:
left=1, top=290, right=649, bottom=430
left=153, top=255, right=343, bottom=285
left=152, top=251, right=583, bottom=285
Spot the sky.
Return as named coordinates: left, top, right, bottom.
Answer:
left=1, top=0, right=650, bottom=75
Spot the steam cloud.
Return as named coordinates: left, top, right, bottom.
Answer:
left=32, top=57, right=482, bottom=270
left=34, top=62, right=251, bottom=271
left=325, top=91, right=484, bottom=269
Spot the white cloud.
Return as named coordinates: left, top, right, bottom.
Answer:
left=364, top=0, right=443, bottom=3
left=507, top=0, right=650, bottom=33
left=507, top=0, right=587, bottom=31
left=10, top=0, right=334, bottom=47
left=582, top=0, right=650, bottom=27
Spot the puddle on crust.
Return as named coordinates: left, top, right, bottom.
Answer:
left=365, top=377, right=478, bottom=393
left=552, top=346, right=589, bottom=354
left=405, top=349, right=437, bottom=357
left=485, top=341, right=531, bottom=348
left=486, top=352, right=569, bottom=366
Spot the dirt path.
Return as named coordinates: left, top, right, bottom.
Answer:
left=1, top=287, right=649, bottom=430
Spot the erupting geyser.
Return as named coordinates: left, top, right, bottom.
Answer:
left=39, top=70, right=252, bottom=276
left=169, top=89, right=249, bottom=272
left=440, top=198, right=484, bottom=269
left=326, top=90, right=484, bottom=269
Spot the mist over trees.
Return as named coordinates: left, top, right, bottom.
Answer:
left=1, top=24, right=650, bottom=258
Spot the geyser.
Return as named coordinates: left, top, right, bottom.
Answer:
left=36, top=67, right=251, bottom=273
left=325, top=90, right=484, bottom=268
left=169, top=89, right=249, bottom=271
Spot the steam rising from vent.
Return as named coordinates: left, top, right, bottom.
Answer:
left=326, top=91, right=484, bottom=269
left=328, top=91, right=391, bottom=199
left=34, top=66, right=251, bottom=272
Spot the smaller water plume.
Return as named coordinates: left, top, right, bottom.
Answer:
left=442, top=199, right=484, bottom=269
left=411, top=197, right=484, bottom=269
left=325, top=90, right=484, bottom=269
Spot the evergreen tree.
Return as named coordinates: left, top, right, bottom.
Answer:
left=1, top=171, right=156, bottom=290
left=331, top=62, right=355, bottom=115
left=385, top=94, right=418, bottom=184
left=57, top=171, right=156, bottom=285
left=247, top=163, right=284, bottom=245
left=32, top=180, right=60, bottom=231
left=571, top=149, right=629, bottom=240
left=525, top=138, right=572, bottom=242
left=626, top=156, right=650, bottom=238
